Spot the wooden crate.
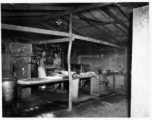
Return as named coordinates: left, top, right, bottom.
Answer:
left=22, top=88, right=31, bottom=99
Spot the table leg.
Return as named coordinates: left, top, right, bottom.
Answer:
left=113, top=75, right=116, bottom=90
left=17, top=85, right=22, bottom=116
left=124, top=75, right=126, bottom=91
left=80, top=80, right=83, bottom=87
left=61, top=82, right=64, bottom=90
left=72, top=79, right=79, bottom=101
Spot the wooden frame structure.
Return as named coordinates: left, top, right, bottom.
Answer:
left=2, top=15, right=124, bottom=110
left=2, top=23, right=123, bottom=49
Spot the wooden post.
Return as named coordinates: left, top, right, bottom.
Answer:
left=17, top=85, right=22, bottom=116
left=68, top=13, right=73, bottom=111
left=67, top=38, right=73, bottom=111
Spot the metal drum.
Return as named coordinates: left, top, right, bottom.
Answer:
left=2, top=78, right=17, bottom=106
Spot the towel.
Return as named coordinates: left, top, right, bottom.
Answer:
left=38, top=67, right=46, bottom=78
left=38, top=67, right=46, bottom=89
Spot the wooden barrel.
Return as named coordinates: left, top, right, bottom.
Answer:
left=2, top=78, right=17, bottom=106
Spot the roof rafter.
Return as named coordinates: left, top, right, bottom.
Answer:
left=77, top=13, right=125, bottom=46
left=115, top=4, right=130, bottom=20
left=78, top=21, right=117, bottom=28
left=58, top=18, right=88, bottom=37
left=102, top=8, right=129, bottom=30
left=1, top=4, right=72, bottom=11
left=38, top=22, right=58, bottom=31
left=114, top=24, right=127, bottom=34
left=88, top=11, right=117, bottom=36
left=2, top=12, right=52, bottom=17
left=37, top=3, right=114, bottom=22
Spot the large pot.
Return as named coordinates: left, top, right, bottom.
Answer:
left=102, top=69, right=110, bottom=74
left=2, top=78, right=17, bottom=106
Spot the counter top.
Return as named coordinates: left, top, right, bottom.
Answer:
left=17, top=75, right=97, bottom=86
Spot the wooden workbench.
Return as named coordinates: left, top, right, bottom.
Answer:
left=16, top=75, right=97, bottom=116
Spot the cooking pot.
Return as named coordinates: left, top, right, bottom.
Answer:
left=102, top=70, right=110, bottom=74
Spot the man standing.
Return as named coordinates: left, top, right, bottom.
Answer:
left=53, top=52, right=62, bottom=91
left=53, top=53, right=61, bottom=68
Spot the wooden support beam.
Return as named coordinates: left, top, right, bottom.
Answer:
left=67, top=37, right=73, bottom=111
left=2, top=23, right=71, bottom=37
left=1, top=4, right=72, bottom=11
left=68, top=13, right=73, bottom=111
left=2, top=23, right=123, bottom=48
left=74, top=34, right=124, bottom=49
left=102, top=8, right=129, bottom=30
left=26, top=38, right=70, bottom=44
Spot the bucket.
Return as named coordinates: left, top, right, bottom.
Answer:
left=2, top=78, right=17, bottom=106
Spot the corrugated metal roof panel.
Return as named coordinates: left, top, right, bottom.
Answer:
left=98, top=25, right=116, bottom=36
left=104, top=24, right=126, bottom=35
left=116, top=24, right=128, bottom=34
left=108, top=6, right=128, bottom=21
left=98, top=9, right=115, bottom=21
left=90, top=10, right=110, bottom=21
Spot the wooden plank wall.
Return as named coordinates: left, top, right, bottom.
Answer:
left=131, top=5, right=150, bottom=117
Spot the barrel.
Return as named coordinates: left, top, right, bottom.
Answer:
left=2, top=78, right=17, bottom=106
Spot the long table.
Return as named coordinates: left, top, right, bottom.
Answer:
left=17, top=75, right=97, bottom=116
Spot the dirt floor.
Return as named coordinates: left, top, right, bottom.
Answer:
left=35, top=90, right=129, bottom=118
left=3, top=84, right=129, bottom=118
left=54, top=92, right=128, bottom=117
